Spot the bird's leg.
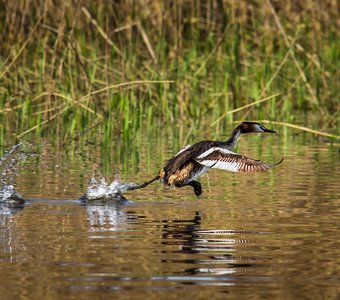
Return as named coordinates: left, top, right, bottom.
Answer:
left=187, top=181, right=202, bottom=197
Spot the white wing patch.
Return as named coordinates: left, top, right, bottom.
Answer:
left=195, top=147, right=276, bottom=173
left=175, top=144, right=191, bottom=155
left=197, top=147, right=235, bottom=159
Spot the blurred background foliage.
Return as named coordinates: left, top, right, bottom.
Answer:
left=0, top=0, right=339, bottom=146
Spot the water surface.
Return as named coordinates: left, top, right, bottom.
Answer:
left=0, top=132, right=339, bottom=299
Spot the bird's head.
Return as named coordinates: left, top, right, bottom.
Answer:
left=239, top=122, right=277, bottom=134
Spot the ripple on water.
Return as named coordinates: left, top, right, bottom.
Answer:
left=0, top=137, right=340, bottom=299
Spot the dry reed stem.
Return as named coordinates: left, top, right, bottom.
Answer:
left=137, top=22, right=157, bottom=62
left=211, top=93, right=281, bottom=126
left=62, top=119, right=104, bottom=145
left=78, top=80, right=173, bottom=102
left=81, top=6, right=122, bottom=56
left=0, top=13, right=44, bottom=80
left=321, top=110, right=340, bottom=131
left=243, top=120, right=340, bottom=139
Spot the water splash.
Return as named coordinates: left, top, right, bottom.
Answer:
left=0, top=184, right=16, bottom=200
left=85, top=173, right=140, bottom=201
left=0, top=143, right=34, bottom=202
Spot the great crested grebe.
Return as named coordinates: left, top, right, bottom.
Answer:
left=132, top=122, right=283, bottom=196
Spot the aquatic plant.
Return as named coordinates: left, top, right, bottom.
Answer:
left=0, top=0, right=338, bottom=145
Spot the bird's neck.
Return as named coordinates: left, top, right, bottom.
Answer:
left=222, top=127, right=242, bottom=150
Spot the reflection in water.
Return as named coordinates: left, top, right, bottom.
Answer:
left=86, top=200, right=134, bottom=233
left=0, top=136, right=339, bottom=299
left=161, top=211, right=202, bottom=254
left=0, top=203, right=25, bottom=263
left=160, top=212, right=254, bottom=278
left=79, top=205, right=257, bottom=289
left=0, top=203, right=25, bottom=215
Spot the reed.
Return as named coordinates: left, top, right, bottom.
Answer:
left=0, top=0, right=338, bottom=146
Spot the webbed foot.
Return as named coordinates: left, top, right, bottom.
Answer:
left=188, top=181, right=202, bottom=197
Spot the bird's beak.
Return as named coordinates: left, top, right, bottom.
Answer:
left=263, top=127, right=277, bottom=133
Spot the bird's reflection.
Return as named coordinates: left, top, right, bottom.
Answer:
left=161, top=211, right=202, bottom=254
left=159, top=211, right=255, bottom=276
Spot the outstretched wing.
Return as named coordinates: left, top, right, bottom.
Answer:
left=195, top=147, right=283, bottom=172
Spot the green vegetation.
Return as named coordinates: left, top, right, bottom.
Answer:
left=0, top=0, right=339, bottom=147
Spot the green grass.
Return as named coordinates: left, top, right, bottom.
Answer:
left=0, top=0, right=339, bottom=147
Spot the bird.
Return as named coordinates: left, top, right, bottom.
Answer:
left=130, top=122, right=283, bottom=196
